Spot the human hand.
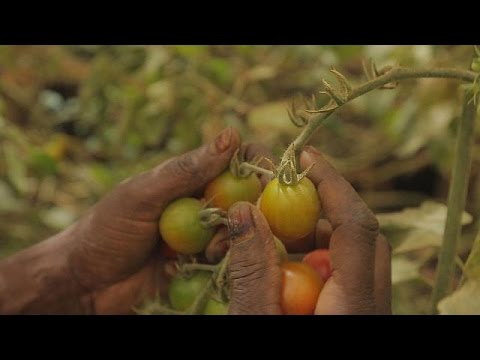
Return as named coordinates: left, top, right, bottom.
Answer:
left=226, top=145, right=392, bottom=315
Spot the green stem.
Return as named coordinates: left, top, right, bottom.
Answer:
left=430, top=89, right=477, bottom=314
left=180, top=263, right=217, bottom=272
left=188, top=254, right=230, bottom=315
left=293, top=67, right=477, bottom=155
left=239, top=162, right=275, bottom=178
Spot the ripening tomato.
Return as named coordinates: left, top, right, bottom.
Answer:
left=159, top=198, right=214, bottom=255
left=259, top=177, right=320, bottom=244
left=281, top=262, right=323, bottom=315
left=168, top=271, right=211, bottom=311
left=204, top=170, right=261, bottom=210
left=203, top=298, right=229, bottom=315
left=303, top=249, right=332, bottom=283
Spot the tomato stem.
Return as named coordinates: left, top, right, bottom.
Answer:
left=187, top=252, right=231, bottom=315
left=289, top=66, right=477, bottom=158
left=239, top=162, right=274, bottom=179
left=180, top=263, right=218, bottom=273
left=431, top=87, right=477, bottom=313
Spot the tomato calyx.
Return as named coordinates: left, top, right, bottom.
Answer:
left=276, top=143, right=315, bottom=186
left=199, top=206, right=228, bottom=228
left=229, top=146, right=263, bottom=178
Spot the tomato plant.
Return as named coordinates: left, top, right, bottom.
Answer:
left=168, top=271, right=211, bottom=311
left=159, top=198, right=215, bottom=255
left=280, top=261, right=323, bottom=315
left=204, top=170, right=261, bottom=210
left=303, top=249, right=332, bottom=283
left=259, top=177, right=320, bottom=244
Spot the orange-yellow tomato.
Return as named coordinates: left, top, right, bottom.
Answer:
left=204, top=170, right=261, bottom=211
left=281, top=262, right=324, bottom=315
left=259, top=177, right=320, bottom=244
left=159, top=198, right=214, bottom=255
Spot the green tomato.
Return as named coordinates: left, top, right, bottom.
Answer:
left=472, top=58, right=480, bottom=72
left=168, top=271, right=211, bottom=311
left=273, top=236, right=288, bottom=263
left=203, top=298, right=229, bottom=315
left=159, top=198, right=214, bottom=255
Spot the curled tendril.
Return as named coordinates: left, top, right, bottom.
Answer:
left=362, top=58, right=398, bottom=89
left=287, top=95, right=311, bottom=127
left=276, top=143, right=315, bottom=185
left=304, top=68, right=352, bottom=114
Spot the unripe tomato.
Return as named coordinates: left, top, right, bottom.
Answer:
left=204, top=170, right=261, bottom=210
left=273, top=236, right=288, bottom=263
left=203, top=298, right=229, bottom=315
left=280, top=262, right=323, bottom=315
left=159, top=198, right=214, bottom=255
left=259, top=177, right=320, bottom=244
left=303, top=249, right=332, bottom=283
left=472, top=58, right=480, bottom=72
left=168, top=271, right=211, bottom=311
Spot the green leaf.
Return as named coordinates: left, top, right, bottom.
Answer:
left=40, top=207, right=77, bottom=230
left=393, top=229, right=443, bottom=254
left=438, top=279, right=480, bottom=314
left=392, top=256, right=422, bottom=284
left=377, top=200, right=472, bottom=235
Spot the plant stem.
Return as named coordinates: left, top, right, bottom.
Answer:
left=239, top=162, right=275, bottom=178
left=293, top=67, right=477, bottom=155
left=430, top=88, right=477, bottom=314
left=180, top=263, right=217, bottom=272
left=188, top=254, right=230, bottom=315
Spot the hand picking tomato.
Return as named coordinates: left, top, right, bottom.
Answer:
left=280, top=261, right=323, bottom=315
left=168, top=271, right=211, bottom=311
left=303, top=249, right=332, bottom=283
left=204, top=170, right=261, bottom=211
left=259, top=177, right=320, bottom=244
left=159, top=198, right=215, bottom=255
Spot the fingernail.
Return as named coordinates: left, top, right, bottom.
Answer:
left=214, top=127, right=233, bottom=153
left=227, top=202, right=254, bottom=241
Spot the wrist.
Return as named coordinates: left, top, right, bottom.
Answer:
left=0, top=224, right=92, bottom=314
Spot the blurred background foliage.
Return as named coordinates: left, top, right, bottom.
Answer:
left=1, top=45, right=479, bottom=314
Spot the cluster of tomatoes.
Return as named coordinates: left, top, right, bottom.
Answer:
left=158, top=147, right=332, bottom=315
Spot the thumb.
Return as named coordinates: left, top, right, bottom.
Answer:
left=104, top=127, right=241, bottom=221
left=227, top=202, right=282, bottom=315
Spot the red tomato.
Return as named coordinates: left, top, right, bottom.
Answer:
left=303, top=249, right=332, bottom=283
left=280, top=262, right=324, bottom=315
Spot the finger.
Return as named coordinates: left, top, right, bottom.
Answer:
left=227, top=202, right=282, bottom=315
left=114, top=127, right=241, bottom=220
left=284, top=219, right=332, bottom=254
left=374, top=234, right=392, bottom=314
left=301, top=146, right=379, bottom=314
left=243, top=143, right=277, bottom=187
left=205, top=227, right=230, bottom=264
